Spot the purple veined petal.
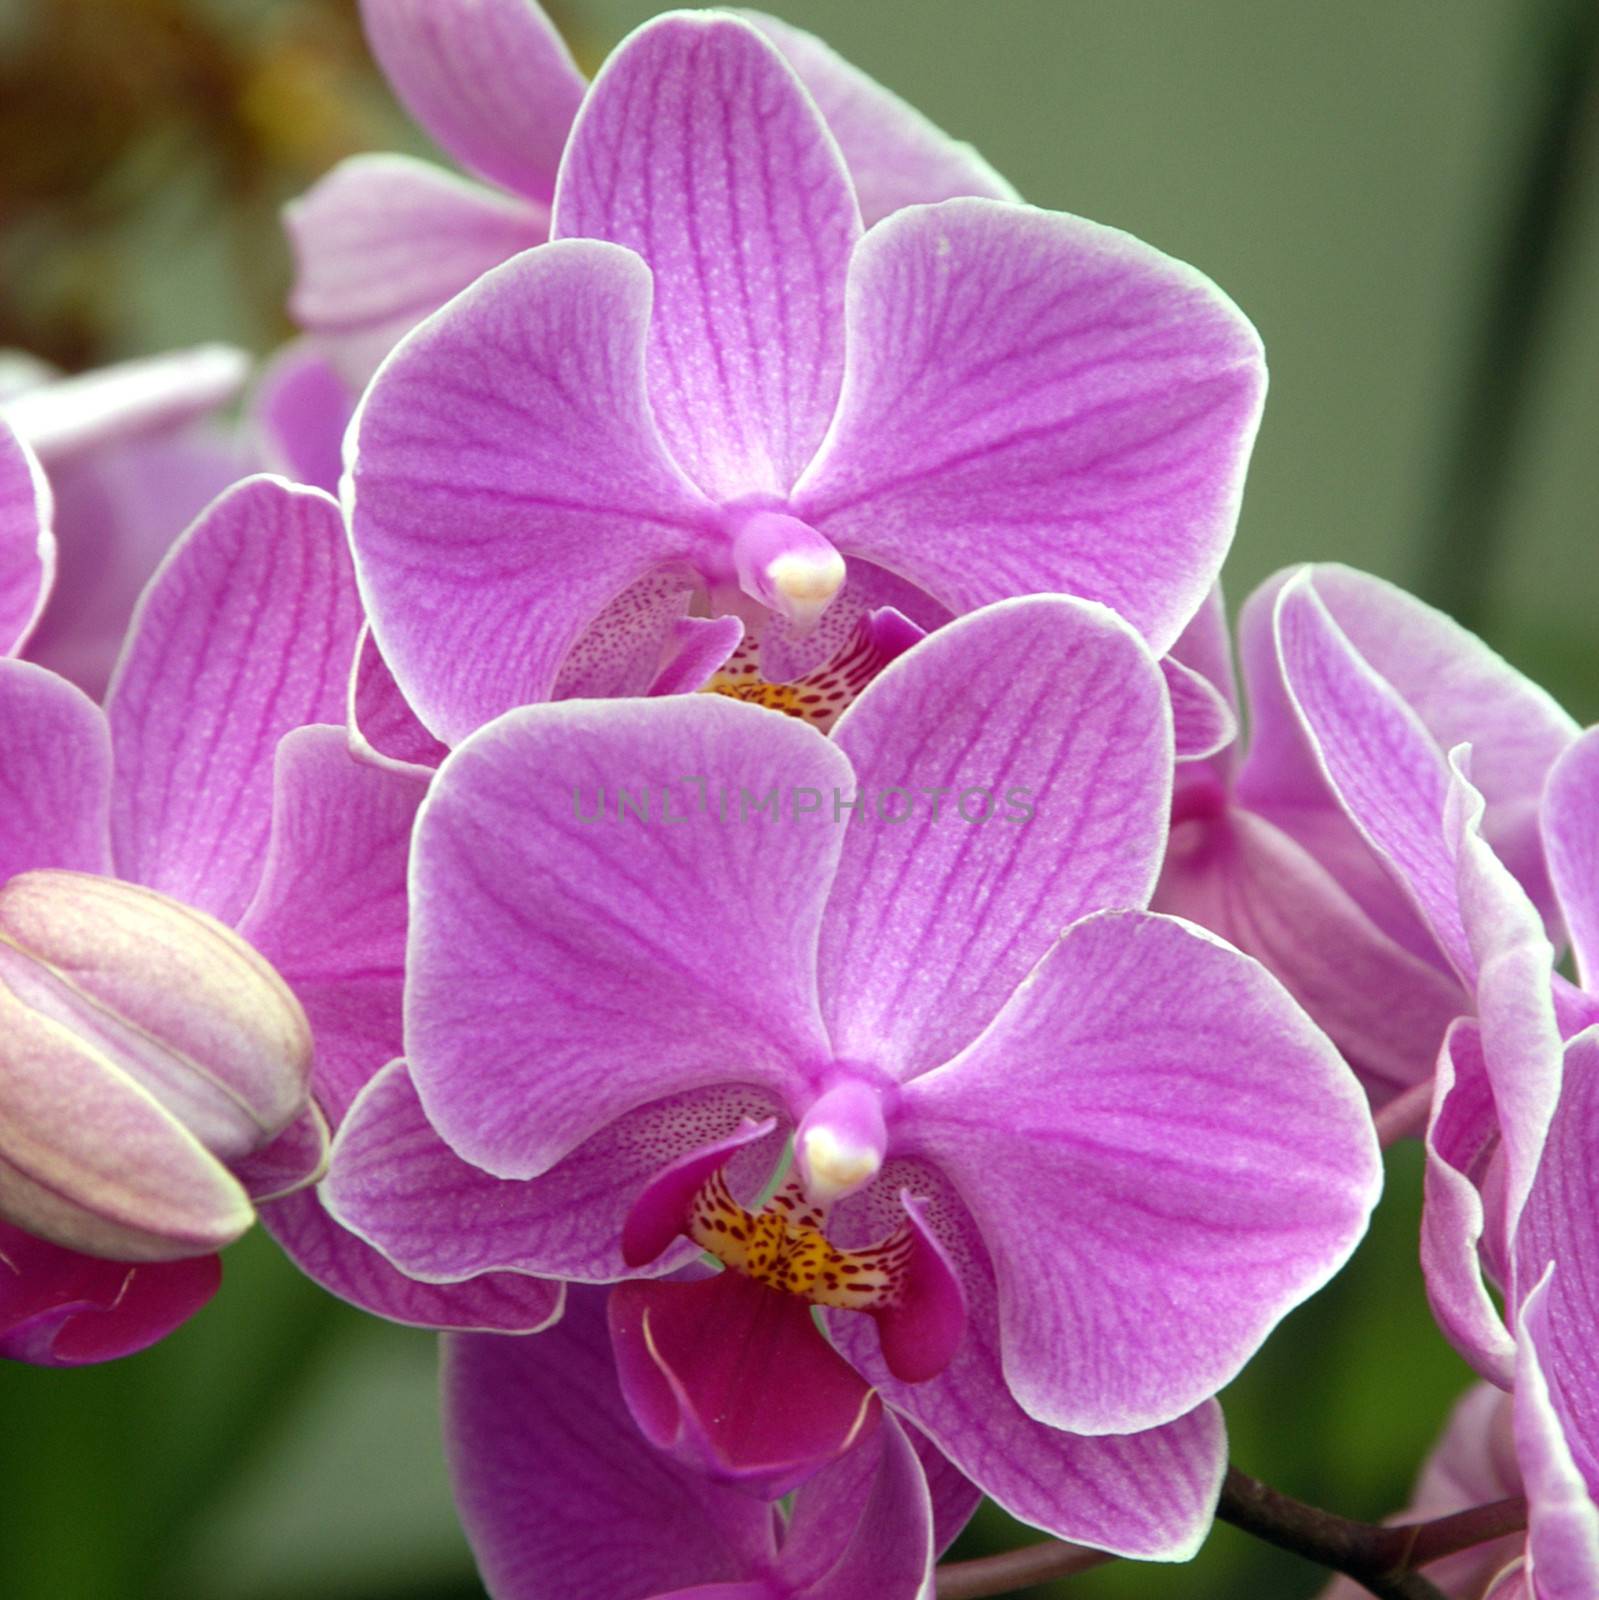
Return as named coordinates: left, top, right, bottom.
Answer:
left=793, top=199, right=1266, bottom=655
left=235, top=725, right=425, bottom=1121
left=610, top=1271, right=882, bottom=1501
left=553, top=11, right=861, bottom=500
left=649, top=614, right=745, bottom=697
left=1164, top=655, right=1238, bottom=763
left=776, top=1414, right=934, bottom=1600
left=326, top=1059, right=783, bottom=1285
left=1448, top=754, right=1564, bottom=1250
left=820, top=596, right=1171, bottom=1080
left=250, top=343, right=355, bottom=496
left=444, top=1286, right=777, bottom=1600
left=1272, top=572, right=1474, bottom=982
left=904, top=1427, right=983, bottom=1558
left=0, top=659, right=114, bottom=881
left=1171, top=585, right=1242, bottom=819
left=347, top=627, right=449, bottom=774
left=1421, top=1020, right=1517, bottom=1387
left=1515, top=1272, right=1599, bottom=1600
left=233, top=726, right=434, bottom=1311
left=1169, top=581, right=1239, bottom=718
left=260, top=1186, right=563, bottom=1333
left=552, top=570, right=697, bottom=700
left=408, top=695, right=848, bottom=1178
left=902, top=910, right=1380, bottom=1436
left=1304, top=565, right=1577, bottom=932
left=0, top=1222, right=221, bottom=1367
left=106, top=477, right=362, bottom=924
left=741, top=10, right=1017, bottom=228
left=347, top=239, right=717, bottom=740
left=1544, top=728, right=1599, bottom=991
left=285, top=154, right=549, bottom=387
left=829, top=1157, right=1225, bottom=1558
left=24, top=424, right=250, bottom=701
left=358, top=0, right=584, bottom=204
left=1514, top=1029, right=1599, bottom=1487
left=1154, top=805, right=1463, bottom=1101
left=0, top=418, right=52, bottom=656
left=233, top=1101, right=330, bottom=1203
left=4, top=344, right=248, bottom=466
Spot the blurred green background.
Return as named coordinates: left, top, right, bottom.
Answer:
left=1, top=2, right=1594, bottom=1597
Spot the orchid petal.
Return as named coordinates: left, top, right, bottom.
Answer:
left=409, top=696, right=848, bottom=1177
left=1516, top=1272, right=1599, bottom=1599
left=904, top=910, right=1379, bottom=1435
left=794, top=199, right=1265, bottom=654
left=778, top=1415, right=934, bottom=1599
left=830, top=1159, right=1224, bottom=1558
left=358, top=0, right=583, bottom=203
left=1543, top=728, right=1599, bottom=991
left=347, top=240, right=715, bottom=739
left=1448, top=755, right=1563, bottom=1247
left=5, top=345, right=247, bottom=465
left=107, top=478, right=361, bottom=924
left=260, top=1187, right=561, bottom=1333
left=821, top=596, right=1171, bottom=1079
left=904, top=1430, right=983, bottom=1558
left=610, top=1271, right=881, bottom=1500
left=1154, top=806, right=1463, bottom=1100
left=233, top=1102, right=330, bottom=1203
left=742, top=11, right=1017, bottom=226
left=1515, top=1030, right=1599, bottom=1487
left=348, top=627, right=449, bottom=772
left=444, top=1287, right=776, bottom=1600
left=236, top=726, right=425, bottom=1119
left=0, top=419, right=52, bottom=655
left=1303, top=565, right=1577, bottom=931
left=0, top=660, right=113, bottom=881
left=554, top=12, right=860, bottom=499
left=251, top=344, right=354, bottom=496
left=0, top=1222, right=219, bottom=1366
left=25, top=427, right=248, bottom=700
left=1422, top=1020, right=1517, bottom=1386
left=286, top=154, right=548, bottom=386
left=1272, top=572, right=1474, bottom=981
left=1164, top=655, right=1237, bottom=763
left=326, top=1059, right=782, bottom=1284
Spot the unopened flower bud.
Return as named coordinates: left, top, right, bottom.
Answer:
left=0, top=870, right=317, bottom=1262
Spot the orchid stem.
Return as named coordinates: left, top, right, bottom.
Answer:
left=931, top=1466, right=1526, bottom=1599
left=933, top=1538, right=1113, bottom=1598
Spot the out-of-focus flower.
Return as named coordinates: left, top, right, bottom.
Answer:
left=345, top=11, right=1265, bottom=746
left=326, top=595, right=1378, bottom=1555
left=2, top=344, right=251, bottom=698
left=1155, top=566, right=1576, bottom=1105
left=445, top=1284, right=969, bottom=1600
left=0, top=414, right=53, bottom=658
left=287, top=0, right=1015, bottom=384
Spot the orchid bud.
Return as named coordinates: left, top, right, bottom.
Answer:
left=0, top=869, right=316, bottom=1262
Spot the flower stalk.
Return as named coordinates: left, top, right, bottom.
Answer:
left=932, top=1466, right=1528, bottom=1599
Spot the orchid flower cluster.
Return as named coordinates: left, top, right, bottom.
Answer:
left=0, top=6, right=1593, bottom=1599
